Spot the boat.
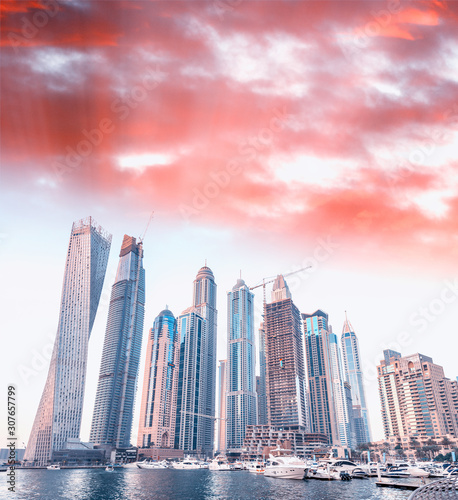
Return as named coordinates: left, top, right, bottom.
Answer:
left=247, top=461, right=265, bottom=474
left=105, top=465, right=115, bottom=472
left=264, top=454, right=308, bottom=480
left=381, top=465, right=411, bottom=478
left=137, top=460, right=169, bottom=469
left=46, top=464, right=61, bottom=470
left=209, top=455, right=233, bottom=471
left=351, top=467, right=368, bottom=479
left=171, top=457, right=202, bottom=469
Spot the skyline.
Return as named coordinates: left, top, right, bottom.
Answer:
left=2, top=0, right=458, bottom=451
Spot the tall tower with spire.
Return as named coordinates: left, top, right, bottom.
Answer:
left=264, top=275, right=309, bottom=429
left=137, top=308, right=178, bottom=449
left=90, top=235, right=145, bottom=448
left=341, top=314, right=372, bottom=443
left=226, top=277, right=257, bottom=450
left=175, top=265, right=217, bottom=455
left=24, top=217, right=111, bottom=465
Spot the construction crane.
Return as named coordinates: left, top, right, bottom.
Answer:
left=249, top=266, right=312, bottom=308
left=138, top=210, right=154, bottom=244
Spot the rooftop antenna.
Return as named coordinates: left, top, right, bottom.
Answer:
left=205, top=258, right=207, bottom=266
left=139, top=210, right=154, bottom=243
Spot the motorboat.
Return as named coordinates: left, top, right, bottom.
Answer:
left=137, top=460, right=168, bottom=469
left=209, top=455, right=233, bottom=471
left=351, top=467, right=368, bottom=479
left=382, top=465, right=411, bottom=478
left=171, top=457, right=202, bottom=469
left=308, top=465, right=339, bottom=480
left=105, top=465, right=115, bottom=472
left=46, top=464, right=61, bottom=470
left=264, top=454, right=308, bottom=480
left=247, top=461, right=265, bottom=474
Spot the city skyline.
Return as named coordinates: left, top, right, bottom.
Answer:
left=3, top=0, right=458, bottom=453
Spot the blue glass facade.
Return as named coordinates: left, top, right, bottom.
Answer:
left=226, top=279, right=257, bottom=450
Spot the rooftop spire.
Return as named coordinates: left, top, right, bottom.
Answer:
left=342, top=312, right=353, bottom=334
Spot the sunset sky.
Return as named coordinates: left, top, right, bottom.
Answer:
left=1, top=0, right=458, bottom=449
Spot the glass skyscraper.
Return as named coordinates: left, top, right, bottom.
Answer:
left=226, top=278, right=257, bottom=450
left=303, top=310, right=338, bottom=444
left=192, top=266, right=217, bottom=455
left=174, top=307, right=205, bottom=452
left=90, top=235, right=145, bottom=449
left=257, top=323, right=268, bottom=425
left=341, top=316, right=372, bottom=444
left=137, top=308, right=178, bottom=449
left=24, top=217, right=111, bottom=465
left=264, top=275, right=309, bottom=429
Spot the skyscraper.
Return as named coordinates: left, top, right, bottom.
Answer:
left=341, top=315, right=371, bottom=444
left=174, top=307, right=205, bottom=452
left=303, top=310, right=338, bottom=444
left=226, top=278, right=257, bottom=450
left=217, top=359, right=227, bottom=453
left=378, top=350, right=458, bottom=439
left=328, top=331, right=353, bottom=448
left=24, top=217, right=111, bottom=465
left=90, top=235, right=145, bottom=449
left=137, top=308, right=178, bottom=449
left=191, top=265, right=217, bottom=454
left=257, top=323, right=268, bottom=425
left=264, top=275, right=309, bottom=429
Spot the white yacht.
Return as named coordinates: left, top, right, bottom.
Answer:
left=209, top=455, right=233, bottom=471
left=46, top=464, right=61, bottom=470
left=171, top=457, right=202, bottom=469
left=105, top=465, right=115, bottom=472
left=137, top=460, right=169, bottom=469
left=264, top=454, right=308, bottom=480
left=247, top=461, right=265, bottom=474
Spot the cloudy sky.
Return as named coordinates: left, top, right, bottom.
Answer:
left=1, top=0, right=458, bottom=448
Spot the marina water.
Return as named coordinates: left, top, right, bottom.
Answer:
left=2, top=468, right=415, bottom=500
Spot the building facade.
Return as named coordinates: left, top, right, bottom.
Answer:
left=341, top=316, right=371, bottom=444
left=174, top=307, right=206, bottom=453
left=137, top=308, right=179, bottom=449
left=226, top=278, right=257, bottom=450
left=264, top=275, right=309, bottom=429
left=378, top=350, right=458, bottom=439
left=217, top=360, right=227, bottom=453
left=90, top=235, right=145, bottom=448
left=192, top=266, right=217, bottom=455
left=257, top=323, right=268, bottom=425
left=24, top=217, right=111, bottom=465
left=303, top=310, right=338, bottom=444
left=328, top=331, right=353, bottom=448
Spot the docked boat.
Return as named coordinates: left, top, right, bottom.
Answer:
left=46, top=464, right=61, bottom=470
left=105, top=465, right=115, bottom=472
left=382, top=465, right=411, bottom=478
left=137, top=460, right=169, bottom=469
left=351, top=467, right=368, bottom=479
left=308, top=464, right=339, bottom=480
left=247, top=461, right=265, bottom=474
left=209, top=455, right=233, bottom=471
left=171, top=457, right=202, bottom=469
left=264, top=454, right=308, bottom=480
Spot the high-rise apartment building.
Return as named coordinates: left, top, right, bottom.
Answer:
left=174, top=307, right=205, bottom=452
left=192, top=266, right=217, bottom=454
left=24, top=217, right=111, bottom=465
left=257, top=323, right=268, bottom=425
left=137, top=308, right=179, bottom=449
left=303, top=310, right=338, bottom=444
left=341, top=316, right=371, bottom=443
left=217, top=360, right=227, bottom=453
left=264, top=275, right=308, bottom=429
left=90, top=235, right=145, bottom=448
left=226, top=278, right=257, bottom=450
left=328, top=331, right=353, bottom=448
left=378, top=350, right=458, bottom=439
